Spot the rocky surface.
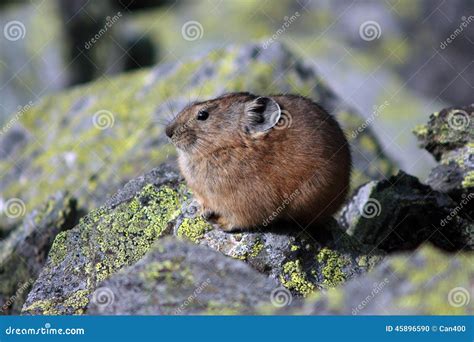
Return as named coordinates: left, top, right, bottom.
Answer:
left=339, top=171, right=473, bottom=252
left=0, top=192, right=79, bottom=314
left=284, top=245, right=474, bottom=315
left=22, top=165, right=383, bottom=314
left=414, top=104, right=474, bottom=195
left=87, top=237, right=277, bottom=315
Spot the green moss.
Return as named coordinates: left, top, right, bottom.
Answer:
left=280, top=260, right=315, bottom=296
left=316, top=248, right=349, bottom=288
left=177, top=217, right=212, bottom=243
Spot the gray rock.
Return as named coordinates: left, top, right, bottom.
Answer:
left=414, top=104, right=473, bottom=195
left=87, top=237, right=278, bottom=315
left=284, top=244, right=474, bottom=315
left=22, top=164, right=382, bottom=315
left=0, top=192, right=78, bottom=314
left=339, top=171, right=473, bottom=252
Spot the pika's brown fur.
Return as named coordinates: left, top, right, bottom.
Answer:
left=166, top=92, right=351, bottom=232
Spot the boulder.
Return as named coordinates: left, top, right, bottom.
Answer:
left=87, top=237, right=278, bottom=315
left=339, top=171, right=473, bottom=252
left=0, top=192, right=78, bottom=314
left=414, top=104, right=473, bottom=195
left=284, top=244, right=474, bottom=315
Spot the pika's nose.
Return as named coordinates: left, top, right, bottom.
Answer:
left=165, top=124, right=175, bottom=139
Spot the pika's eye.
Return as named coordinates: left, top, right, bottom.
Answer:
left=197, top=110, right=209, bottom=121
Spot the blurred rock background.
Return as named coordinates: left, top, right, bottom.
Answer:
left=1, top=0, right=472, bottom=178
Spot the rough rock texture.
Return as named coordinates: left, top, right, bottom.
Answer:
left=87, top=238, right=278, bottom=315
left=22, top=167, right=184, bottom=315
left=0, top=192, right=78, bottom=314
left=284, top=245, right=474, bottom=315
left=414, top=104, right=474, bottom=195
left=22, top=165, right=383, bottom=315
left=339, top=171, right=473, bottom=252
left=0, top=42, right=395, bottom=231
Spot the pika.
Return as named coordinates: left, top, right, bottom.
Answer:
left=166, top=92, right=351, bottom=232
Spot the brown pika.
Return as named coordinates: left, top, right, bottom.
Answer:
left=166, top=92, right=351, bottom=232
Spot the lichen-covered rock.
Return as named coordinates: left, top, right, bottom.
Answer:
left=284, top=245, right=474, bottom=315
left=22, top=165, right=383, bottom=314
left=339, top=171, right=473, bottom=252
left=414, top=105, right=473, bottom=194
left=0, top=192, right=78, bottom=314
left=1, top=42, right=395, bottom=231
left=87, top=237, right=278, bottom=315
left=22, top=167, right=184, bottom=315
left=173, top=201, right=383, bottom=296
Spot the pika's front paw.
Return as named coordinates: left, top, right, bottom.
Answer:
left=201, top=209, right=219, bottom=223
left=212, top=216, right=245, bottom=233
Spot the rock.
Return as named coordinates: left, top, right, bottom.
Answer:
left=0, top=192, right=78, bottom=314
left=284, top=244, right=474, bottom=315
left=22, top=165, right=383, bottom=314
left=87, top=237, right=278, bottom=315
left=414, top=105, right=473, bottom=194
left=22, top=166, right=184, bottom=315
left=1, top=42, right=395, bottom=231
left=339, top=171, right=473, bottom=252
left=173, top=201, right=383, bottom=296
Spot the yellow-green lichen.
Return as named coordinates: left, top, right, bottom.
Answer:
left=49, top=231, right=69, bottom=266
left=390, top=245, right=473, bottom=314
left=177, top=216, right=212, bottom=243
left=462, top=171, right=474, bottom=188
left=139, top=260, right=193, bottom=286
left=316, top=248, right=349, bottom=288
left=280, top=260, right=315, bottom=296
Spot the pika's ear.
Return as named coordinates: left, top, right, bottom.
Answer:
left=244, top=97, right=281, bottom=133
